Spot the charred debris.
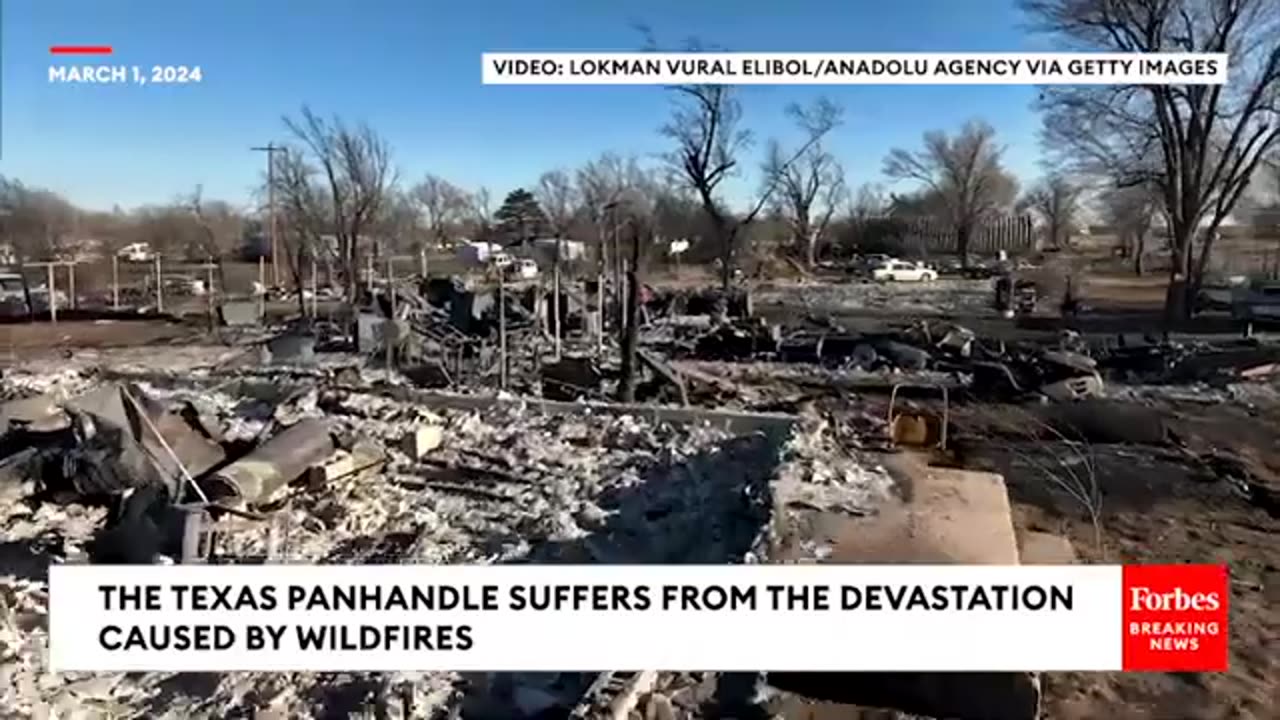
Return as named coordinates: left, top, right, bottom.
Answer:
left=3, top=273, right=1278, bottom=564
left=2, top=273, right=1280, bottom=719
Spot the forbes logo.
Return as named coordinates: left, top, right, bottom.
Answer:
left=1129, top=586, right=1222, bottom=613
left=1121, top=564, right=1229, bottom=672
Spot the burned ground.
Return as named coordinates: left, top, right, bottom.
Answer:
left=2, top=264, right=1279, bottom=719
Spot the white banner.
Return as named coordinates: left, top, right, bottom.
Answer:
left=49, top=564, right=1124, bottom=672
left=481, top=52, right=1228, bottom=85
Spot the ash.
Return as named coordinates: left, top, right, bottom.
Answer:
left=0, top=356, right=890, bottom=719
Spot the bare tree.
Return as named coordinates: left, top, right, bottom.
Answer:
left=186, top=186, right=243, bottom=259
left=133, top=205, right=204, bottom=260
left=577, top=153, right=654, bottom=276
left=884, top=119, right=1019, bottom=268
left=466, top=186, right=494, bottom=240
left=848, top=182, right=889, bottom=221
left=535, top=169, right=579, bottom=237
left=1105, top=183, right=1161, bottom=276
left=282, top=106, right=396, bottom=312
left=376, top=190, right=424, bottom=255
left=186, top=186, right=243, bottom=309
left=662, top=87, right=842, bottom=289
left=269, top=147, right=334, bottom=307
left=1024, top=174, right=1084, bottom=249
left=1024, top=0, right=1280, bottom=320
left=411, top=174, right=468, bottom=250
left=767, top=136, right=847, bottom=267
left=0, top=178, right=77, bottom=261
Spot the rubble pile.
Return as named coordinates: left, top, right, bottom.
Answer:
left=0, top=354, right=881, bottom=718
left=771, top=414, right=897, bottom=531
left=642, top=306, right=1280, bottom=407
left=753, top=278, right=994, bottom=317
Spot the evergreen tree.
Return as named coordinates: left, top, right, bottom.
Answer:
left=494, top=188, right=549, bottom=247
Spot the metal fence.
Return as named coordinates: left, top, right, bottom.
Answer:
left=1, top=251, right=446, bottom=316
left=844, top=214, right=1037, bottom=256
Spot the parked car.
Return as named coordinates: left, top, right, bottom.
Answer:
left=117, top=242, right=156, bottom=263
left=1, top=272, right=69, bottom=314
left=147, top=274, right=203, bottom=296
left=507, top=258, right=539, bottom=280
left=872, top=260, right=937, bottom=282
left=0, top=272, right=29, bottom=316
left=1231, top=279, right=1280, bottom=324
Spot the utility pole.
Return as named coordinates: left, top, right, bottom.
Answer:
left=251, top=143, right=287, bottom=287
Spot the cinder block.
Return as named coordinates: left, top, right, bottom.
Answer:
left=400, top=425, right=444, bottom=459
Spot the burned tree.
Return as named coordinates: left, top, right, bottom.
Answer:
left=282, top=106, right=396, bottom=314
left=612, top=189, right=666, bottom=403
left=1024, top=0, right=1280, bottom=320
left=1024, top=174, right=1084, bottom=249
left=767, top=134, right=847, bottom=267
left=883, top=119, right=1019, bottom=268
left=658, top=58, right=842, bottom=289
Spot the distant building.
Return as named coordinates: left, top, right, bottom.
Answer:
left=530, top=237, right=587, bottom=264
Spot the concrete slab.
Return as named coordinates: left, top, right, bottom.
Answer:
left=767, top=451, right=1038, bottom=720
left=812, top=451, right=1021, bottom=565
left=1018, top=530, right=1078, bottom=565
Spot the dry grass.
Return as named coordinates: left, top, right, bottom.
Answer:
left=974, top=405, right=1105, bottom=556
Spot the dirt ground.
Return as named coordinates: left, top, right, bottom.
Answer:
left=0, top=319, right=204, bottom=354
left=964, top=399, right=1280, bottom=720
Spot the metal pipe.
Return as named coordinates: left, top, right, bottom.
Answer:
left=206, top=418, right=335, bottom=503
left=46, top=264, right=57, bottom=323
left=154, top=255, right=163, bottom=313
left=498, top=269, right=508, bottom=390
left=310, top=259, right=318, bottom=318
left=386, top=255, right=396, bottom=370
left=111, top=255, right=120, bottom=309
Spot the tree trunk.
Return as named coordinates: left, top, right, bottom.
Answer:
left=718, top=224, right=734, bottom=291
left=805, top=230, right=817, bottom=268
left=294, top=247, right=307, bottom=320
left=1163, top=227, right=1195, bottom=325
left=552, top=238, right=562, bottom=360
left=1133, top=230, right=1146, bottom=277
left=347, top=239, right=362, bottom=351
left=1191, top=225, right=1221, bottom=302
left=956, top=224, right=971, bottom=269
left=618, top=230, right=643, bottom=403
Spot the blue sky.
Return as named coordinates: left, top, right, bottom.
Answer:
left=1, top=0, right=1050, bottom=212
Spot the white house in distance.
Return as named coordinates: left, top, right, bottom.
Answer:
left=456, top=239, right=505, bottom=267
left=530, top=237, right=586, bottom=265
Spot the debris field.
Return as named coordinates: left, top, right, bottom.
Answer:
left=2, top=269, right=1279, bottom=720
